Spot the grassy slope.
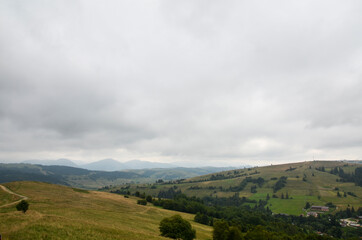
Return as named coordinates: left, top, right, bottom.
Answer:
left=123, top=161, right=362, bottom=215
left=0, top=181, right=212, bottom=240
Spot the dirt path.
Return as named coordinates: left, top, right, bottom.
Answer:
left=0, top=184, right=28, bottom=208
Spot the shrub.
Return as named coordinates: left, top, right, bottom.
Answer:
left=137, top=199, right=147, bottom=205
left=146, top=195, right=153, bottom=203
left=16, top=200, right=29, bottom=213
left=159, top=215, right=196, bottom=240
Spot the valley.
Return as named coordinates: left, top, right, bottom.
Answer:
left=0, top=163, right=235, bottom=189
left=0, top=160, right=361, bottom=239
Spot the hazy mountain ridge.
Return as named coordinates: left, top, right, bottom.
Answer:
left=81, top=159, right=126, bottom=171
left=0, top=163, right=237, bottom=189
left=23, top=158, right=79, bottom=167
left=22, top=159, right=190, bottom=171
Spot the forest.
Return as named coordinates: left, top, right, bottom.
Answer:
left=128, top=186, right=362, bottom=239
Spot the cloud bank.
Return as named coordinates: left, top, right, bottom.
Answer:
left=1, top=0, right=361, bottom=165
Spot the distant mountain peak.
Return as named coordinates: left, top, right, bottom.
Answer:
left=81, top=159, right=125, bottom=171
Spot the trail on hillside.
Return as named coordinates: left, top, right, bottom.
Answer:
left=0, top=184, right=28, bottom=208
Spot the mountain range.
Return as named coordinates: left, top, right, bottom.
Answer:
left=0, top=163, right=238, bottom=189
left=22, top=158, right=178, bottom=171
left=21, top=158, right=248, bottom=171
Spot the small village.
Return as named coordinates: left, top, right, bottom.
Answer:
left=339, top=216, right=362, bottom=228
left=305, top=205, right=361, bottom=228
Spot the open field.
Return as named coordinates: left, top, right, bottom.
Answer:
left=0, top=181, right=212, bottom=240
left=117, top=161, right=362, bottom=215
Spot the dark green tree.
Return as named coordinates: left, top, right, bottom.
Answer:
left=355, top=167, right=362, bottom=186
left=227, top=226, right=243, bottom=240
left=16, top=200, right=29, bottom=213
left=305, top=202, right=311, bottom=209
left=329, top=226, right=342, bottom=238
left=244, top=226, right=274, bottom=240
left=146, top=195, right=153, bottom=203
left=194, top=212, right=210, bottom=225
left=213, top=220, right=229, bottom=240
left=159, top=215, right=196, bottom=240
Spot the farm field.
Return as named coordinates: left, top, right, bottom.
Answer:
left=0, top=181, right=212, bottom=240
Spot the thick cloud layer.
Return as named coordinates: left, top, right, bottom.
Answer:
left=1, top=0, right=361, bottom=165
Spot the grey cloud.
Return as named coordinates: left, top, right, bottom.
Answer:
left=0, top=0, right=361, bottom=164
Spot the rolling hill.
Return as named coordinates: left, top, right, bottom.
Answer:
left=113, top=161, right=362, bottom=215
left=0, top=163, right=235, bottom=189
left=0, top=181, right=212, bottom=240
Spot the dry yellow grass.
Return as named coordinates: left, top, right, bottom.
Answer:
left=0, top=181, right=212, bottom=240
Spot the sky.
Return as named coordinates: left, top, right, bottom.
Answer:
left=0, top=0, right=361, bottom=166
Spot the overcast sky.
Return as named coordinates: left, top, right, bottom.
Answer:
left=0, top=0, right=361, bottom=166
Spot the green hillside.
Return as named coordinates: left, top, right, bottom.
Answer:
left=114, top=161, right=362, bottom=215
left=0, top=181, right=212, bottom=240
left=0, top=163, right=234, bottom=189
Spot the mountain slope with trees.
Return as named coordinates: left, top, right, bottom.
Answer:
left=111, top=161, right=362, bottom=215
left=0, top=163, right=235, bottom=189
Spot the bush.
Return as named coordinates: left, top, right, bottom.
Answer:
left=137, top=199, right=147, bottom=205
left=16, top=200, right=29, bottom=213
left=146, top=195, right=153, bottom=203
left=159, top=215, right=196, bottom=240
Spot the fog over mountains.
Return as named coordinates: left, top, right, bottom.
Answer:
left=81, top=159, right=177, bottom=171
left=22, top=159, right=245, bottom=171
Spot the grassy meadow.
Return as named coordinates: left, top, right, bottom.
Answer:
left=0, top=181, right=212, bottom=240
